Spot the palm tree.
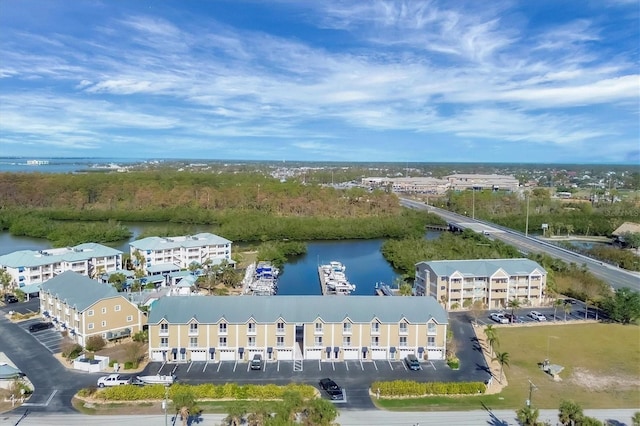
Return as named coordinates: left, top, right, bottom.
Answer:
left=224, top=402, right=247, bottom=426
left=487, top=334, right=499, bottom=357
left=584, top=298, right=591, bottom=320
left=399, top=283, right=413, bottom=296
left=516, top=405, right=541, bottom=426
left=631, top=411, right=640, bottom=426
left=553, top=298, right=564, bottom=322
left=563, top=302, right=572, bottom=321
left=558, top=399, right=583, bottom=426
left=492, top=351, right=510, bottom=383
left=507, top=298, right=520, bottom=323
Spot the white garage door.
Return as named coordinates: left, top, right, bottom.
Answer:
left=277, top=349, right=293, bottom=360
left=427, top=349, right=444, bottom=360
left=371, top=348, right=387, bottom=359
left=399, top=349, right=414, bottom=359
left=219, top=349, right=236, bottom=361
left=343, top=348, right=359, bottom=360
left=371, top=348, right=387, bottom=360
left=305, top=349, right=322, bottom=360
left=151, top=350, right=165, bottom=362
left=190, top=350, right=207, bottom=362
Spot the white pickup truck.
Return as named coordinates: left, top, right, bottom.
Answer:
left=97, top=374, right=132, bottom=388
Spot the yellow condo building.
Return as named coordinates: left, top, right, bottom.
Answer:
left=147, top=296, right=448, bottom=363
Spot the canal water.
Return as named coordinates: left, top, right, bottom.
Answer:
left=0, top=225, right=441, bottom=296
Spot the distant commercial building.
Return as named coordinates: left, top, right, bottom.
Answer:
left=360, top=177, right=450, bottom=194
left=129, top=233, right=232, bottom=274
left=39, top=271, right=145, bottom=347
left=0, top=243, right=123, bottom=288
left=147, top=296, right=448, bottom=363
left=415, top=259, right=547, bottom=310
left=445, top=174, right=520, bottom=192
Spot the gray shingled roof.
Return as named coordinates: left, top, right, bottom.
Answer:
left=148, top=295, right=448, bottom=325
left=40, top=271, right=118, bottom=311
left=417, top=258, right=546, bottom=277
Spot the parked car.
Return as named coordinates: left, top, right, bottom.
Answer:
left=3, top=294, right=18, bottom=304
left=28, top=321, right=54, bottom=332
left=250, top=354, right=263, bottom=371
left=528, top=311, right=547, bottom=321
left=490, top=312, right=509, bottom=324
left=97, top=374, right=132, bottom=388
left=564, top=298, right=577, bottom=305
left=319, top=378, right=344, bottom=400
left=404, top=354, right=421, bottom=371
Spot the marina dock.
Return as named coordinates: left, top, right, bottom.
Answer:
left=317, top=261, right=356, bottom=295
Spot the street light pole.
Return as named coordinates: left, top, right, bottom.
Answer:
left=525, top=191, right=530, bottom=237
left=527, top=380, right=537, bottom=407
left=163, top=385, right=168, bottom=426
left=472, top=187, right=475, bottom=220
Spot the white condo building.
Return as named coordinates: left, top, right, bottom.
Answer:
left=129, top=233, right=232, bottom=274
left=0, top=243, right=123, bottom=289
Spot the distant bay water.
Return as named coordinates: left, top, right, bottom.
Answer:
left=0, top=157, right=148, bottom=174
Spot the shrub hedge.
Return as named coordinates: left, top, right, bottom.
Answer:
left=94, top=383, right=316, bottom=401
left=371, top=380, right=485, bottom=397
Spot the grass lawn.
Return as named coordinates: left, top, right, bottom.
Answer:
left=377, top=323, right=640, bottom=411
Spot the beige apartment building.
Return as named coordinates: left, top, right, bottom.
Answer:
left=415, top=259, right=547, bottom=310
left=147, top=296, right=448, bottom=363
left=39, top=271, right=146, bottom=347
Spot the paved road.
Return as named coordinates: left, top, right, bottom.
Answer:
left=2, top=408, right=637, bottom=425
left=400, top=198, right=640, bottom=292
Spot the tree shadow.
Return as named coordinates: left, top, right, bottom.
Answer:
left=481, top=401, right=509, bottom=426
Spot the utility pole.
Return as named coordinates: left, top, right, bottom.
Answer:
left=527, top=380, right=537, bottom=407
left=163, top=385, right=169, bottom=426
left=472, top=187, right=475, bottom=220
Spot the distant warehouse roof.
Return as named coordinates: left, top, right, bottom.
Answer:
left=612, top=222, right=640, bottom=237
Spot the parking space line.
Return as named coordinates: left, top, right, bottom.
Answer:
left=203, top=363, right=208, bottom=373
left=318, top=360, right=321, bottom=371
left=246, top=362, right=250, bottom=372
left=430, top=361, right=436, bottom=370
left=187, top=362, right=193, bottom=373
left=373, top=361, right=378, bottom=371
left=233, top=361, right=238, bottom=372
left=388, top=360, right=392, bottom=370
left=359, top=360, right=364, bottom=371
left=332, top=361, right=335, bottom=371
left=345, top=362, right=349, bottom=371
left=217, top=362, right=222, bottom=372
left=402, top=361, right=407, bottom=371
left=277, top=360, right=280, bottom=372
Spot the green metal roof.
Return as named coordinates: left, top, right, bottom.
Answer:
left=0, top=243, right=122, bottom=268
left=40, top=271, right=118, bottom=311
left=148, top=295, right=448, bottom=325
left=130, top=233, right=231, bottom=251
left=417, top=258, right=546, bottom=277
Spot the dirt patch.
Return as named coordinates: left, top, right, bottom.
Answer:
left=472, top=325, right=507, bottom=395
left=54, top=340, right=149, bottom=374
left=569, top=367, right=640, bottom=391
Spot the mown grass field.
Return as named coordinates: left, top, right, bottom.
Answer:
left=376, top=323, right=640, bottom=411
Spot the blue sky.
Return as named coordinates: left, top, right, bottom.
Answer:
left=1, top=0, right=638, bottom=164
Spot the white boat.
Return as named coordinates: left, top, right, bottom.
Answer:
left=136, top=374, right=176, bottom=385
left=320, top=261, right=355, bottom=295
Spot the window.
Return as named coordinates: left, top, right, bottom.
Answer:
left=371, top=321, right=380, bottom=334
left=88, top=323, right=94, bottom=330
left=399, top=336, right=407, bottom=347
left=247, top=321, right=256, bottom=334
left=342, top=336, right=351, bottom=347
left=189, top=337, right=198, bottom=348
left=371, top=336, right=379, bottom=347
left=277, top=322, right=285, bottom=334
left=219, top=322, right=227, bottom=334
left=427, top=322, right=436, bottom=335
left=189, top=323, right=198, bottom=334
left=101, top=307, right=107, bottom=314
left=88, top=310, right=94, bottom=317
left=248, top=336, right=256, bottom=347
left=101, top=321, right=107, bottom=327
left=314, top=336, right=323, bottom=346
left=219, top=337, right=227, bottom=347
left=126, top=315, right=133, bottom=322
left=399, top=321, right=408, bottom=334
left=160, top=337, right=168, bottom=348
left=160, top=323, right=169, bottom=335
left=276, top=336, right=284, bottom=347
left=427, top=336, right=436, bottom=347
left=343, top=322, right=352, bottom=334
left=315, top=322, right=323, bottom=333
left=114, top=305, right=121, bottom=312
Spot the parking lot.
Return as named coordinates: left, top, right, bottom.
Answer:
left=17, top=317, right=64, bottom=354
left=476, top=300, right=604, bottom=327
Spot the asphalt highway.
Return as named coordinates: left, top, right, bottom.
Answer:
left=400, top=198, right=640, bottom=292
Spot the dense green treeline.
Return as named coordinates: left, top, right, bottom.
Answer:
left=382, top=230, right=522, bottom=276
left=441, top=189, right=639, bottom=236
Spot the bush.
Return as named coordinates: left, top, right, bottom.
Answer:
left=447, top=358, right=460, bottom=369
left=371, top=380, right=485, bottom=397
left=85, top=335, right=106, bottom=352
left=124, top=361, right=134, bottom=370
left=61, top=342, right=83, bottom=359
left=77, top=387, right=97, bottom=397
left=108, top=360, right=118, bottom=367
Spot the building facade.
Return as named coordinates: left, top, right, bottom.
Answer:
left=129, top=233, right=232, bottom=274
left=39, top=271, right=146, bottom=347
left=415, top=259, right=547, bottom=310
left=445, top=174, right=520, bottom=192
left=0, top=243, right=123, bottom=288
left=147, top=296, right=448, bottom=363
